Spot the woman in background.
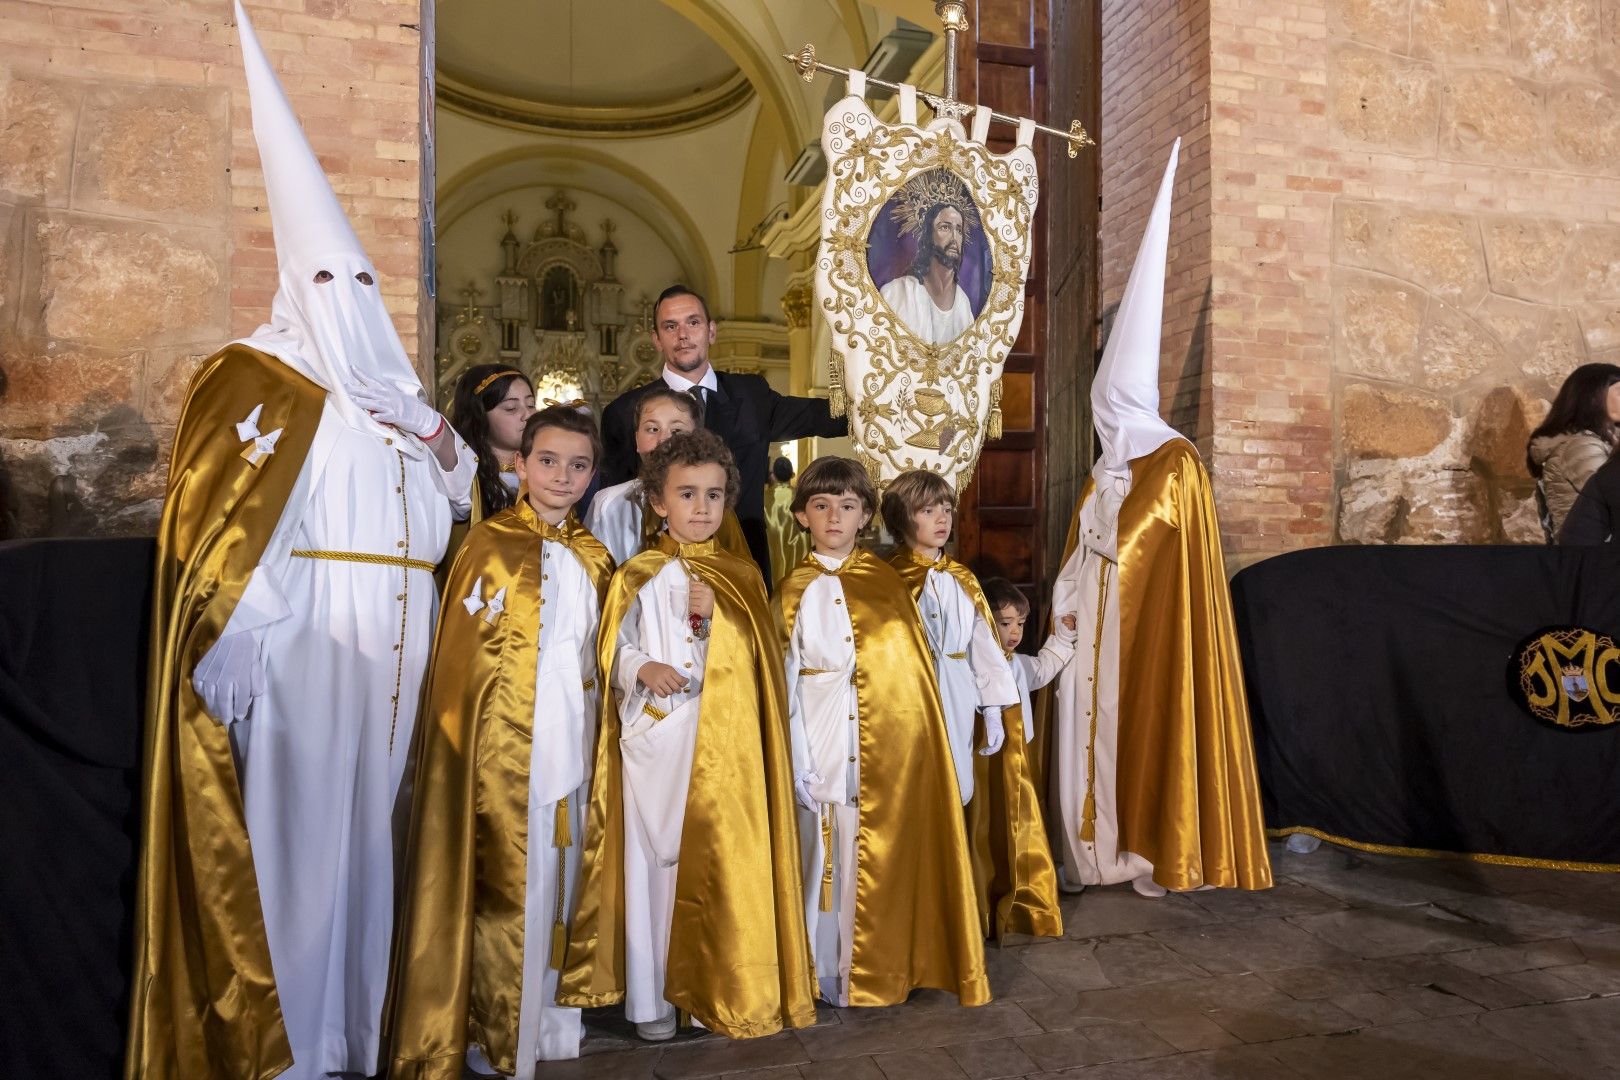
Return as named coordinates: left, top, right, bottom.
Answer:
left=1527, top=363, right=1620, bottom=539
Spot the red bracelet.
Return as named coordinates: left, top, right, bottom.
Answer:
left=423, top=415, right=446, bottom=442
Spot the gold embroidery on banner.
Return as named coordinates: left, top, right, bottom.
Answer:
left=818, top=109, right=1037, bottom=492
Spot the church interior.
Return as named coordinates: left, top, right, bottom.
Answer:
left=2, top=1, right=1619, bottom=1078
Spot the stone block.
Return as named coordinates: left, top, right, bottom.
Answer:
left=0, top=420, right=167, bottom=539
left=1560, top=224, right=1620, bottom=303
left=1329, top=0, right=1413, bottom=47
left=1477, top=295, right=1551, bottom=361
left=1521, top=308, right=1588, bottom=385
left=1466, top=384, right=1548, bottom=480
left=1440, top=69, right=1543, bottom=165
left=1329, top=45, right=1440, bottom=154
left=1500, top=492, right=1545, bottom=543
left=1402, top=469, right=1494, bottom=542
left=1547, top=85, right=1620, bottom=174
left=1333, top=270, right=1427, bottom=382
left=1341, top=382, right=1454, bottom=459
left=0, top=346, right=145, bottom=439
left=72, top=83, right=230, bottom=225
left=0, top=71, right=78, bottom=203
left=1510, top=0, right=1601, bottom=79
left=144, top=349, right=209, bottom=427
left=1411, top=0, right=1510, bottom=60
left=1416, top=300, right=1502, bottom=390
left=1336, top=202, right=1488, bottom=305
left=24, top=211, right=227, bottom=349
left=1482, top=217, right=1569, bottom=304
left=0, top=199, right=16, bottom=336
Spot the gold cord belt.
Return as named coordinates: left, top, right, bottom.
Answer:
left=945, top=650, right=968, bottom=660
left=291, top=548, right=437, bottom=573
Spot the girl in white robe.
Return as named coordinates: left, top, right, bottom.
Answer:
left=587, top=387, right=699, bottom=564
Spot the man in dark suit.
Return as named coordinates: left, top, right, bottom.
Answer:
left=601, top=285, right=847, bottom=587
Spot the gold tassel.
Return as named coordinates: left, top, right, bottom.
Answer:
left=828, top=352, right=847, bottom=418
left=987, top=378, right=1004, bottom=441
left=1080, top=563, right=1110, bottom=847
left=553, top=796, right=571, bottom=850
left=550, top=797, right=571, bottom=971
left=1079, top=791, right=1096, bottom=843
left=819, top=807, right=835, bottom=912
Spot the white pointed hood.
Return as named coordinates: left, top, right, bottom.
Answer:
left=1092, top=138, right=1185, bottom=479
left=232, top=0, right=423, bottom=439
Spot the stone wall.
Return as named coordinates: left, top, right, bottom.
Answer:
left=0, top=1, right=427, bottom=538
left=1203, top=0, right=1620, bottom=559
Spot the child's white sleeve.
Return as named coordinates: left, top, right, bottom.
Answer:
left=969, top=613, right=1019, bottom=711
left=784, top=614, right=812, bottom=778
left=612, top=595, right=653, bottom=700
left=1026, top=631, right=1078, bottom=692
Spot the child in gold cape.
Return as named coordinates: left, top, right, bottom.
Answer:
left=390, top=406, right=614, bottom=1080
left=884, top=470, right=1063, bottom=941
left=775, top=457, right=989, bottom=1008
left=559, top=429, right=816, bottom=1041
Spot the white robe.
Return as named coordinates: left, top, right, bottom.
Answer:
left=585, top=479, right=642, bottom=566
left=611, top=560, right=707, bottom=1024
left=222, top=402, right=475, bottom=1079
left=1050, top=476, right=1154, bottom=888
left=917, top=568, right=1017, bottom=804
left=784, top=553, right=860, bottom=1006
left=467, top=536, right=601, bottom=1076
left=879, top=273, right=975, bottom=344
left=1009, top=629, right=1077, bottom=742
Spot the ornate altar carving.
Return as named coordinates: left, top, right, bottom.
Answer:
left=435, top=188, right=663, bottom=409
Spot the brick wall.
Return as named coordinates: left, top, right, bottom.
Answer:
left=1100, top=0, right=1620, bottom=566
left=0, top=0, right=428, bottom=537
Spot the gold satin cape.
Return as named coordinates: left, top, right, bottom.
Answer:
left=888, top=547, right=1063, bottom=939
left=1046, top=440, right=1272, bottom=892
left=389, top=503, right=614, bottom=1080
left=773, top=549, right=990, bottom=1006
left=126, top=345, right=325, bottom=1080
left=557, top=534, right=817, bottom=1037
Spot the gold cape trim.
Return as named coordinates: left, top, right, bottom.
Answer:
left=888, top=548, right=1063, bottom=939
left=127, top=345, right=326, bottom=1080
left=1043, top=443, right=1273, bottom=893
left=1270, top=827, right=1620, bottom=874
left=774, top=549, right=990, bottom=1006
left=558, top=535, right=817, bottom=1038
left=389, top=503, right=613, bottom=1079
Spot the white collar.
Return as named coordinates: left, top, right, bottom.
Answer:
left=812, top=550, right=846, bottom=570
left=662, top=365, right=718, bottom=394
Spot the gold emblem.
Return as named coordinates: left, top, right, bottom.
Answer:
left=1512, top=627, right=1620, bottom=729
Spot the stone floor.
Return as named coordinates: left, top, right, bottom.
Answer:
left=556, top=841, right=1620, bottom=1080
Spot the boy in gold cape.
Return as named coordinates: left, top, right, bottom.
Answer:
left=885, top=470, right=1063, bottom=941
left=390, top=406, right=615, bottom=1080
left=559, top=429, right=816, bottom=1041
left=774, top=457, right=988, bottom=1008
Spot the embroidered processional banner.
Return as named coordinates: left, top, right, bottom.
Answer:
left=815, top=71, right=1039, bottom=492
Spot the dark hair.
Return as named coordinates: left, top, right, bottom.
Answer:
left=653, top=284, right=711, bottom=326
left=980, top=576, right=1029, bottom=617
left=772, top=456, right=795, bottom=484
left=793, top=456, right=877, bottom=516
left=635, top=384, right=702, bottom=429
left=1527, top=363, right=1620, bottom=477
left=639, top=428, right=740, bottom=514
left=520, top=404, right=602, bottom=467
left=880, top=468, right=957, bottom=542
left=450, top=364, right=533, bottom=515
left=909, top=199, right=969, bottom=281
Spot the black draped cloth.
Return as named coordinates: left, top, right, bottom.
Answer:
left=0, top=538, right=154, bottom=1080
left=1232, top=544, right=1620, bottom=869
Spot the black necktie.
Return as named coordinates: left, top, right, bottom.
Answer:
left=690, top=386, right=708, bottom=411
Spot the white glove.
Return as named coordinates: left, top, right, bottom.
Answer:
left=794, top=770, right=823, bottom=812
left=192, top=629, right=266, bottom=724
left=979, top=709, right=1006, bottom=756
left=347, top=373, right=443, bottom=439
